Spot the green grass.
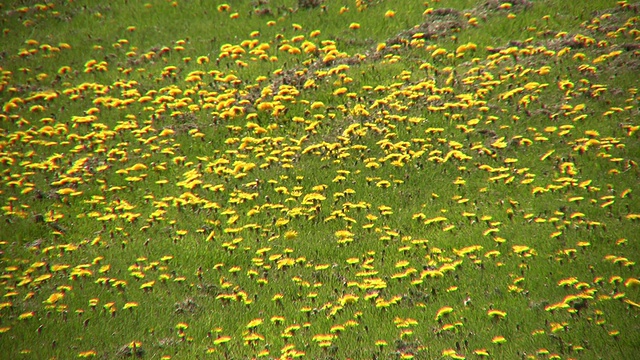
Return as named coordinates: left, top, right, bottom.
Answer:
left=1, top=0, right=639, bottom=359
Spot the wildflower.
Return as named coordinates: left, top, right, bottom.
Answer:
left=435, top=306, right=453, bottom=321
left=474, top=349, right=489, bottom=356
left=624, top=278, right=640, bottom=288
left=492, top=336, right=507, bottom=344
left=487, top=309, right=507, bottom=319
left=44, top=292, right=64, bottom=304
left=18, top=312, right=34, bottom=320
left=246, top=318, right=263, bottom=329
left=78, top=350, right=97, bottom=357
left=123, top=302, right=138, bottom=310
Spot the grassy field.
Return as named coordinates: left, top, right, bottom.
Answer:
left=1, top=0, right=639, bottom=359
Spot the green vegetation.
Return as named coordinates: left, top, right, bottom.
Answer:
left=1, top=0, right=639, bottom=359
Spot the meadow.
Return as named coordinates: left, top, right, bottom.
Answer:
left=1, top=0, right=639, bottom=358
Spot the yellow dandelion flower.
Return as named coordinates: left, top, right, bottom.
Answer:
left=122, top=302, right=138, bottom=310
left=44, top=292, right=64, bottom=304
left=625, top=278, right=640, bottom=288
left=487, top=309, right=507, bottom=319
left=246, top=318, right=263, bottom=329
left=78, top=350, right=97, bottom=357
left=18, top=311, right=34, bottom=320
left=492, top=335, right=507, bottom=344
left=474, top=348, right=489, bottom=356
left=435, top=306, right=453, bottom=321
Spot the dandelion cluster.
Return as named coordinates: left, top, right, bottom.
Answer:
left=0, top=0, right=638, bottom=359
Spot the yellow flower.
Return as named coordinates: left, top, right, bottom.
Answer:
left=435, top=306, right=453, bottom=321
left=214, top=336, right=231, bottom=345
left=78, top=350, right=97, bottom=357
left=18, top=311, right=34, bottom=320
left=44, top=292, right=64, bottom=304
left=623, top=277, right=639, bottom=287
left=333, top=87, right=348, bottom=96
left=123, top=302, right=139, bottom=310
left=246, top=318, right=263, bottom=329
left=375, top=340, right=387, bottom=347
left=492, top=335, right=507, bottom=344
left=140, top=281, right=155, bottom=290
left=487, top=309, right=507, bottom=319
left=474, top=349, right=489, bottom=356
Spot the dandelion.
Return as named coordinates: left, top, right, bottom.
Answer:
left=78, top=350, right=97, bottom=357
left=338, top=294, right=359, bottom=306
left=487, top=309, right=507, bottom=320
left=44, top=292, right=65, bottom=304
left=492, top=335, right=507, bottom=344
left=122, top=302, right=138, bottom=310
left=431, top=48, right=447, bottom=58
left=435, top=306, right=453, bottom=321
left=474, top=348, right=489, bottom=356
left=624, top=278, right=640, bottom=288
left=246, top=318, right=263, bottom=329
left=442, top=349, right=465, bottom=359
left=373, top=340, right=388, bottom=351
left=18, top=312, right=34, bottom=320
left=349, top=23, right=360, bottom=30
left=333, top=87, right=348, bottom=96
